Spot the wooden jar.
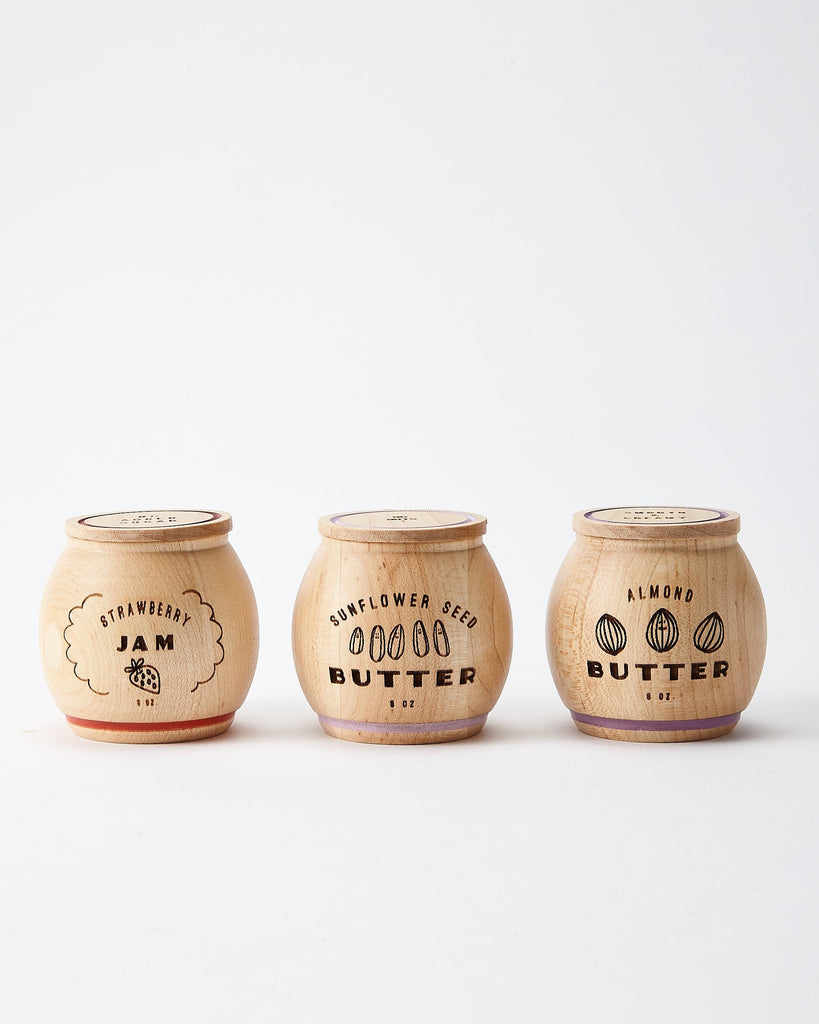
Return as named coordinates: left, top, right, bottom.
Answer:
left=292, top=510, right=513, bottom=744
left=546, top=507, right=766, bottom=742
left=40, top=510, right=259, bottom=743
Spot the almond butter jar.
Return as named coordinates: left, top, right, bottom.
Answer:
left=39, top=510, right=259, bottom=743
left=292, top=510, right=513, bottom=744
left=546, top=507, right=767, bottom=742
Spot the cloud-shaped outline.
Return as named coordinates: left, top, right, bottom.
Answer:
left=65, top=594, right=110, bottom=695
left=183, top=589, right=225, bottom=691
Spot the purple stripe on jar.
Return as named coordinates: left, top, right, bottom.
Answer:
left=318, top=714, right=488, bottom=734
left=571, top=711, right=741, bottom=732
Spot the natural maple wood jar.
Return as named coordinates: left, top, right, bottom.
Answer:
left=39, top=510, right=259, bottom=743
left=292, top=510, right=513, bottom=744
left=546, top=506, right=766, bottom=742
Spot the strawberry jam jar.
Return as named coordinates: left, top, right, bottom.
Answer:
left=546, top=506, right=766, bottom=742
left=39, top=510, right=259, bottom=742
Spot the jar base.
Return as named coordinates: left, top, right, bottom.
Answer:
left=64, top=712, right=236, bottom=744
left=570, top=710, right=741, bottom=743
left=317, top=713, right=487, bottom=745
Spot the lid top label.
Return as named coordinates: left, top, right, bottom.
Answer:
left=80, top=511, right=220, bottom=530
left=586, top=507, right=729, bottom=526
left=330, top=510, right=479, bottom=531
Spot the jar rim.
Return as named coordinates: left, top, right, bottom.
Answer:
left=573, top=506, right=740, bottom=539
left=65, top=510, right=232, bottom=543
left=318, top=509, right=487, bottom=544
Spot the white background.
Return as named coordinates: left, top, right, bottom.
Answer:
left=2, top=2, right=818, bottom=1021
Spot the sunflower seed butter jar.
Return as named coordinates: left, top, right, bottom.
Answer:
left=39, top=510, right=259, bottom=742
left=292, top=510, right=513, bottom=744
left=546, top=507, right=766, bottom=742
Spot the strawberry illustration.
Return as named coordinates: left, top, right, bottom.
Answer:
left=125, top=657, right=160, bottom=694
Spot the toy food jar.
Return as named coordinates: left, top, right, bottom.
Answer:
left=292, top=510, right=513, bottom=744
left=39, top=510, right=259, bottom=743
left=546, top=506, right=766, bottom=742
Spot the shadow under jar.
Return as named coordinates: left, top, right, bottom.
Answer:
left=546, top=506, right=766, bottom=742
left=39, top=510, right=259, bottom=743
left=292, top=510, right=513, bottom=744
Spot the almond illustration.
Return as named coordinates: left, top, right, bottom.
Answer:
left=693, top=611, right=725, bottom=653
left=595, top=613, right=627, bottom=656
left=645, top=608, right=679, bottom=653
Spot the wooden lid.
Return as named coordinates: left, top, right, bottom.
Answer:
left=573, top=506, right=741, bottom=540
left=318, top=510, right=487, bottom=544
left=65, top=510, right=232, bottom=543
